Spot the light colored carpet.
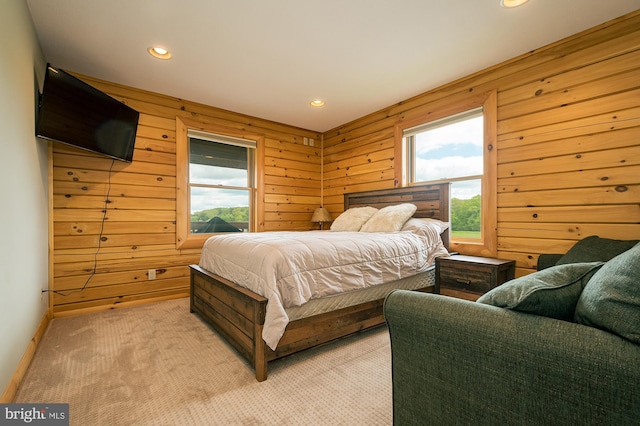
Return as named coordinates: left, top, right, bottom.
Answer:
left=15, top=298, right=392, bottom=425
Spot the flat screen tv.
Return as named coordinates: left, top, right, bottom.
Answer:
left=36, top=64, right=139, bottom=162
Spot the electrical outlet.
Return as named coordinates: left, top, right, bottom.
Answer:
left=148, top=269, right=156, bottom=280
left=309, top=138, right=314, bottom=146
left=40, top=288, right=44, bottom=301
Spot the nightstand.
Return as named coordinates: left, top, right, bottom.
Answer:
left=436, top=255, right=516, bottom=301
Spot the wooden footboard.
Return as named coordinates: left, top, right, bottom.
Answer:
left=190, top=264, right=269, bottom=380
left=190, top=264, right=434, bottom=381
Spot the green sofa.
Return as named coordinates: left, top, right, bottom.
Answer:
left=384, top=237, right=640, bottom=425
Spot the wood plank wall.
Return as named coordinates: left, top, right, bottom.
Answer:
left=51, top=11, right=639, bottom=315
left=322, top=11, right=640, bottom=277
left=51, top=81, right=320, bottom=316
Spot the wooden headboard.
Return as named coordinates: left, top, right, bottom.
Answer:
left=343, top=183, right=451, bottom=250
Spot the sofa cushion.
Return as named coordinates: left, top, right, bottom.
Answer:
left=536, top=254, right=564, bottom=271
left=574, top=242, right=640, bottom=344
left=556, top=235, right=638, bottom=265
left=477, top=262, right=604, bottom=321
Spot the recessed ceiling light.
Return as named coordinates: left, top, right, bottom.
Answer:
left=148, top=46, right=172, bottom=60
left=310, top=99, right=325, bottom=107
left=501, top=0, right=529, bottom=7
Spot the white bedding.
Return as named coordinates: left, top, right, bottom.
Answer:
left=199, top=227, right=448, bottom=350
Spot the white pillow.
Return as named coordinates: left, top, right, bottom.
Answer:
left=400, top=218, right=449, bottom=245
left=330, top=206, right=378, bottom=232
left=401, top=218, right=450, bottom=235
left=360, top=203, right=417, bottom=232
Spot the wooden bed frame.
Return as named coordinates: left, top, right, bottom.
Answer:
left=189, top=183, right=450, bottom=381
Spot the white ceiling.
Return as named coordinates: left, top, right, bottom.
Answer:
left=25, top=0, right=639, bottom=133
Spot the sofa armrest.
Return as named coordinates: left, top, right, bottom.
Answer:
left=384, top=290, right=640, bottom=425
left=536, top=253, right=563, bottom=270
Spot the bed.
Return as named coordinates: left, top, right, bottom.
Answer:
left=189, top=183, right=451, bottom=381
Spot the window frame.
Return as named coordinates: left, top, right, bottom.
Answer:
left=176, top=117, right=264, bottom=249
left=394, top=90, right=497, bottom=256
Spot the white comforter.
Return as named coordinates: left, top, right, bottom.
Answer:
left=199, top=230, right=447, bottom=350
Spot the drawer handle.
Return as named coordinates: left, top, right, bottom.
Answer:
left=456, top=279, right=471, bottom=286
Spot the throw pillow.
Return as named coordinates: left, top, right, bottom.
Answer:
left=477, top=262, right=604, bottom=321
left=556, top=235, right=639, bottom=265
left=360, top=203, right=417, bottom=232
left=574, top=242, right=640, bottom=344
left=329, top=206, right=378, bottom=232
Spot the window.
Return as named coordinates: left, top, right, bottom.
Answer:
left=405, top=108, right=483, bottom=240
left=176, top=117, right=263, bottom=249
left=396, top=91, right=497, bottom=256
left=188, top=130, right=255, bottom=234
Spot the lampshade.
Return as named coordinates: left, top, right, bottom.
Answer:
left=311, top=207, right=333, bottom=223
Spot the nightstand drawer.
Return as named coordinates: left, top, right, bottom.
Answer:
left=437, top=265, right=494, bottom=293
left=436, top=255, right=516, bottom=298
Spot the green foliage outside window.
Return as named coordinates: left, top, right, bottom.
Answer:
left=191, top=207, right=249, bottom=223
left=192, top=200, right=481, bottom=237
left=451, top=195, right=481, bottom=237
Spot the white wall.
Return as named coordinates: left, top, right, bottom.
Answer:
left=0, top=0, right=48, bottom=397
